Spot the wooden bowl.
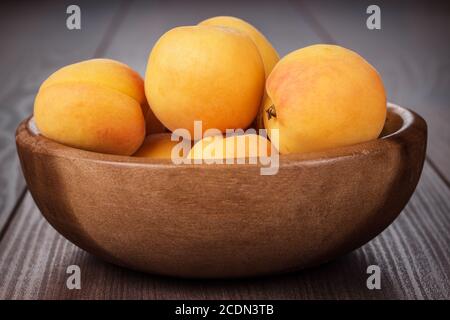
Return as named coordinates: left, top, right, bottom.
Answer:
left=16, top=103, right=427, bottom=278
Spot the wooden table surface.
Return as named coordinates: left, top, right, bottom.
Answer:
left=0, top=0, right=449, bottom=299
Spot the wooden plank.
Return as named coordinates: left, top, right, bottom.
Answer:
left=0, top=0, right=123, bottom=231
left=297, top=0, right=450, bottom=180
left=0, top=163, right=448, bottom=299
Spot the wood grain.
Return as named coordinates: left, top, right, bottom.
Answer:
left=297, top=0, right=450, bottom=180
left=0, top=0, right=124, bottom=231
left=0, top=0, right=449, bottom=299
left=14, top=105, right=427, bottom=278
left=0, top=163, right=448, bottom=299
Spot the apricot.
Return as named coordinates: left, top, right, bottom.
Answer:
left=145, top=26, right=265, bottom=136
left=134, top=133, right=181, bottom=159
left=199, top=16, right=279, bottom=78
left=34, top=59, right=148, bottom=155
left=41, top=59, right=146, bottom=104
left=199, top=16, right=280, bottom=131
left=264, top=44, right=387, bottom=154
left=255, top=95, right=274, bottom=130
left=188, top=133, right=271, bottom=160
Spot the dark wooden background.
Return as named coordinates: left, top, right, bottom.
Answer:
left=0, top=0, right=449, bottom=299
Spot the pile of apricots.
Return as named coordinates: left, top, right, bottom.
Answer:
left=34, top=16, right=387, bottom=159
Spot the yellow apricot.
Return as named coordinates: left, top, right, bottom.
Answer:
left=199, top=16, right=279, bottom=78
left=133, top=133, right=181, bottom=159
left=34, top=59, right=148, bottom=155
left=145, top=25, right=265, bottom=136
left=199, top=16, right=280, bottom=131
left=34, top=83, right=145, bottom=155
left=188, top=133, right=271, bottom=160
left=41, top=58, right=146, bottom=105
left=264, top=44, right=387, bottom=154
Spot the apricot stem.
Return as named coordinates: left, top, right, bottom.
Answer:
left=266, top=105, right=277, bottom=120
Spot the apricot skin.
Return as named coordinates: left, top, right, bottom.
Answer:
left=35, top=83, right=145, bottom=155
left=41, top=59, right=146, bottom=105
left=264, top=44, right=387, bottom=154
left=34, top=59, right=148, bottom=155
left=199, top=16, right=280, bottom=131
left=133, top=133, right=180, bottom=159
left=199, top=16, right=279, bottom=78
left=188, top=134, right=271, bottom=160
left=145, top=26, right=265, bottom=136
